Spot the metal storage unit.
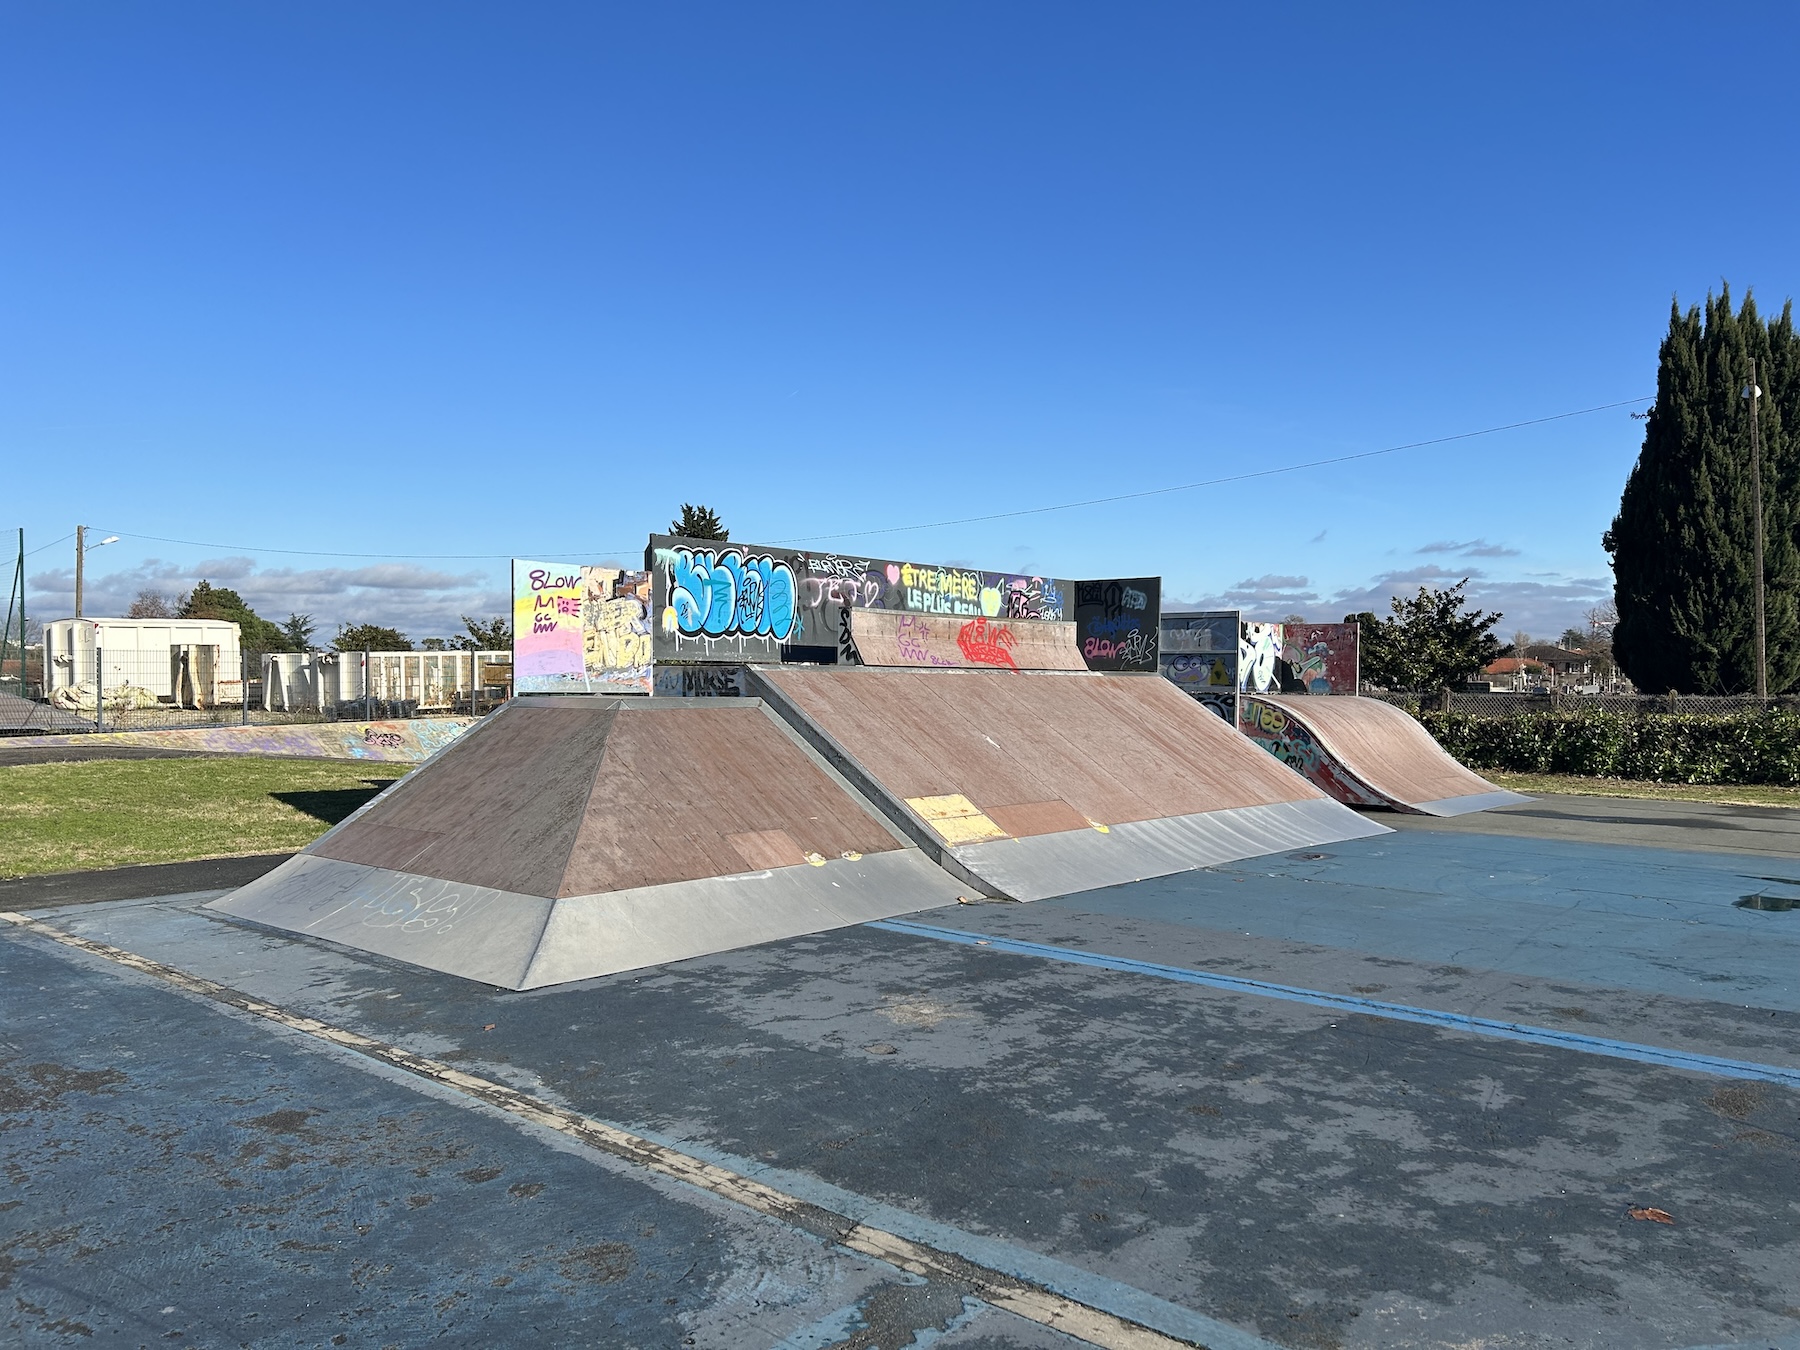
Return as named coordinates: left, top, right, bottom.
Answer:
left=42, top=617, right=244, bottom=703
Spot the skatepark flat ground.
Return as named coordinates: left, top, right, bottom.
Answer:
left=4, top=796, right=1798, bottom=1349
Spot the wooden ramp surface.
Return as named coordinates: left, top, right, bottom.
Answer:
left=754, top=667, right=1388, bottom=900
left=1243, top=693, right=1529, bottom=816
left=208, top=697, right=963, bottom=988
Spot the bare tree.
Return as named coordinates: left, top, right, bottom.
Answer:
left=127, top=590, right=177, bottom=618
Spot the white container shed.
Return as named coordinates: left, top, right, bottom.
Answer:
left=42, top=617, right=245, bottom=704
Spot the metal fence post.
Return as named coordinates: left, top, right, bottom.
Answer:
left=242, top=648, right=250, bottom=726
left=94, top=644, right=103, bottom=732
left=364, top=649, right=372, bottom=722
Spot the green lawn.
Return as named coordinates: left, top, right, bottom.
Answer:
left=1488, top=771, right=1800, bottom=809
left=0, top=757, right=409, bottom=878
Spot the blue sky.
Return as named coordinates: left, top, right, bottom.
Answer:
left=4, top=3, right=1795, bottom=642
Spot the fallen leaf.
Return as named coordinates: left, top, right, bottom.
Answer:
left=974, top=940, right=990, bottom=946
left=482, top=1023, right=497, bottom=1031
left=1628, top=1206, right=1674, bottom=1225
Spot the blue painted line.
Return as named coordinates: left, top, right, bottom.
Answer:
left=868, top=919, right=1800, bottom=1090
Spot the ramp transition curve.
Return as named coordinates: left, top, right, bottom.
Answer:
left=1239, top=693, right=1529, bottom=816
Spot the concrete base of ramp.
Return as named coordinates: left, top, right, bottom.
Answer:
left=207, top=696, right=965, bottom=988
left=750, top=666, right=1389, bottom=900
left=1240, top=693, right=1530, bottom=816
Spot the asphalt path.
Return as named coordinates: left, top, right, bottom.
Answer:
left=3, top=796, right=1798, bottom=1349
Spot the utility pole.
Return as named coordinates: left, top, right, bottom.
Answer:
left=1746, top=362, right=1768, bottom=700
left=74, top=525, right=85, bottom=620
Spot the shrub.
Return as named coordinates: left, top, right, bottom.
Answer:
left=1418, top=708, right=1800, bottom=785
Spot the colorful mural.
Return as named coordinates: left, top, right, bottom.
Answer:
left=1281, top=622, right=1360, bottom=694
left=1234, top=620, right=1360, bottom=695
left=3, top=718, right=473, bottom=764
left=646, top=533, right=1085, bottom=666
left=513, top=559, right=653, bottom=694
left=1238, top=695, right=1385, bottom=806
left=1159, top=611, right=1240, bottom=723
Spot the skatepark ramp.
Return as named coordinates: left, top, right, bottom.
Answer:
left=207, top=696, right=965, bottom=988
left=1240, top=692, right=1529, bottom=816
left=750, top=666, right=1389, bottom=901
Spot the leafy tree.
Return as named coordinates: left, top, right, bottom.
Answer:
left=1605, top=286, right=1800, bottom=693
left=1559, top=627, right=1586, bottom=650
left=1345, top=579, right=1505, bottom=691
left=455, top=614, right=511, bottom=650
left=670, top=503, right=729, bottom=541
left=279, top=613, right=316, bottom=651
left=181, top=579, right=287, bottom=651
left=333, top=622, right=411, bottom=652
left=420, top=637, right=449, bottom=651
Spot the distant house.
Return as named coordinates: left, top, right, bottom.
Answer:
left=1525, top=643, right=1618, bottom=691
left=1482, top=656, right=1548, bottom=692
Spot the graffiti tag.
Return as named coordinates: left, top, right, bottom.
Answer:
left=667, top=548, right=799, bottom=642
left=956, top=617, right=1018, bottom=670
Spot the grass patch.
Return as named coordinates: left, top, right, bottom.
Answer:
left=1488, top=771, right=1800, bottom=809
left=0, top=756, right=410, bottom=877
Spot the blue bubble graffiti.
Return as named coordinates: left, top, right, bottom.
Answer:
left=668, top=547, right=799, bottom=642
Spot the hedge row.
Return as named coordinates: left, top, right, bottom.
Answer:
left=1417, top=708, right=1800, bottom=785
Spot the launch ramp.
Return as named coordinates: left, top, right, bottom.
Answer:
left=207, top=696, right=965, bottom=988
left=751, top=666, right=1388, bottom=902
left=1240, top=693, right=1529, bottom=816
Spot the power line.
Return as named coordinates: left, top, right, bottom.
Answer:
left=14, top=395, right=1646, bottom=563
left=770, top=397, right=1653, bottom=545
left=23, top=533, right=74, bottom=558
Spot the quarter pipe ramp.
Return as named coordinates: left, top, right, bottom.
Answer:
left=751, top=666, right=1389, bottom=901
left=207, top=696, right=965, bottom=988
left=1239, top=693, right=1529, bottom=816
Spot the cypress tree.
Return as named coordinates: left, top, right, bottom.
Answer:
left=1605, top=287, right=1799, bottom=693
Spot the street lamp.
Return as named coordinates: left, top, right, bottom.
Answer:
left=73, top=526, right=120, bottom=620
left=1743, top=365, right=1767, bottom=700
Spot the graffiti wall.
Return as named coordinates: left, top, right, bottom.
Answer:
left=513, top=559, right=653, bottom=694
left=850, top=609, right=1086, bottom=671
left=1072, top=577, right=1160, bottom=672
left=647, top=533, right=1090, bottom=667
left=1239, top=695, right=1385, bottom=805
left=1159, top=610, right=1240, bottom=722
left=1235, top=620, right=1360, bottom=695
left=1281, top=622, right=1359, bottom=695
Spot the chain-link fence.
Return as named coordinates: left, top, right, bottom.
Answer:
left=4, top=646, right=513, bottom=735
left=1366, top=690, right=1800, bottom=718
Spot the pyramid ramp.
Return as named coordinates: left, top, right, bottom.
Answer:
left=749, top=667, right=1388, bottom=902
left=1241, top=693, right=1529, bottom=816
left=206, top=697, right=965, bottom=988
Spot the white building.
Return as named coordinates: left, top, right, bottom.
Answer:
left=41, top=617, right=245, bottom=706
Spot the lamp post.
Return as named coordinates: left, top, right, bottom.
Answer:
left=1743, top=364, right=1767, bottom=700
left=72, top=526, right=120, bottom=620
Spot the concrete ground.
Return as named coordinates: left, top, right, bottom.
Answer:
left=2, top=795, right=1797, bottom=1349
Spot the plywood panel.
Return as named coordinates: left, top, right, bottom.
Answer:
left=1255, top=694, right=1508, bottom=807
left=850, top=610, right=1086, bottom=671
left=560, top=704, right=903, bottom=896
left=762, top=667, right=1326, bottom=830
left=316, top=701, right=616, bottom=898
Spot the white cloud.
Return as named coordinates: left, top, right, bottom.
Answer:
left=1173, top=564, right=1611, bottom=634
left=28, top=556, right=509, bottom=643
left=1417, top=538, right=1522, bottom=558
